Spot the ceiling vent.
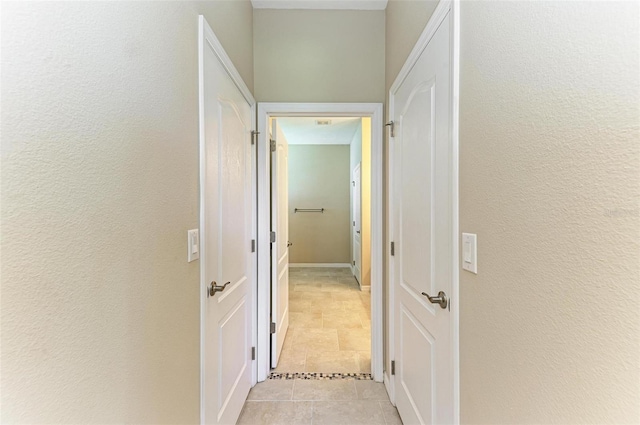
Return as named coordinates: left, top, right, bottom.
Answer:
left=315, top=119, right=332, bottom=126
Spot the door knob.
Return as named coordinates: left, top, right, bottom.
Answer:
left=356, top=231, right=361, bottom=234
left=287, top=241, right=293, bottom=247
left=207, top=281, right=230, bottom=297
left=421, top=291, right=448, bottom=309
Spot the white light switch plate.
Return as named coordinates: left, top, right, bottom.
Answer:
left=188, top=229, right=199, bottom=262
left=462, top=233, right=477, bottom=274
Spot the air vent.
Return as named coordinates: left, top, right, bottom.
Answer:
left=315, top=119, right=331, bottom=126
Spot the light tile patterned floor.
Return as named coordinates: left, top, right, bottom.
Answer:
left=239, top=379, right=402, bottom=425
left=278, top=267, right=371, bottom=374
left=238, top=267, right=403, bottom=424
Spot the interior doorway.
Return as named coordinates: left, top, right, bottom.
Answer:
left=268, top=116, right=373, bottom=375
left=256, top=103, right=384, bottom=383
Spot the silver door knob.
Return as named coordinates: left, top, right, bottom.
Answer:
left=287, top=241, right=293, bottom=247
left=421, top=291, right=448, bottom=309
left=208, top=281, right=230, bottom=297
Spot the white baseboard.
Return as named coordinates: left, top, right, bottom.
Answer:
left=289, top=263, right=351, bottom=268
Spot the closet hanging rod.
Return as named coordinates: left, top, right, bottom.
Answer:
left=294, top=208, right=324, bottom=213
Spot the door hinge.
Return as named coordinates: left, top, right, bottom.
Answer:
left=353, top=260, right=355, bottom=266
left=270, top=139, right=276, bottom=152
left=251, top=347, right=256, bottom=360
left=352, top=181, right=355, bottom=186
left=385, top=121, right=395, bottom=138
left=270, top=322, right=276, bottom=334
left=251, top=130, right=260, bottom=145
left=353, top=221, right=355, bottom=226
left=270, top=232, right=276, bottom=243
left=390, top=241, right=395, bottom=256
left=251, top=239, right=256, bottom=253
left=391, top=360, right=396, bottom=376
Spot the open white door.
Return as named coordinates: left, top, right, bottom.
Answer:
left=270, top=119, right=290, bottom=368
left=352, top=163, right=362, bottom=283
left=199, top=16, right=255, bottom=425
left=391, top=6, right=455, bottom=425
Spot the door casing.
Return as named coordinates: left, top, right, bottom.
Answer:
left=256, top=102, right=384, bottom=382
left=386, top=0, right=460, bottom=421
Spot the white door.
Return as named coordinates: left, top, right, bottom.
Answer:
left=270, top=119, right=290, bottom=368
left=392, top=10, right=454, bottom=425
left=199, top=16, right=254, bottom=425
left=352, top=163, right=362, bottom=283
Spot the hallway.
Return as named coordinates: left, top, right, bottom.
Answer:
left=239, top=267, right=400, bottom=424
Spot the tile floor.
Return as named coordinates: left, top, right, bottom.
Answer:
left=238, top=267, right=403, bottom=424
left=238, top=379, right=402, bottom=425
left=276, top=267, right=371, bottom=374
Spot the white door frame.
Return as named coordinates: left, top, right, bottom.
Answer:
left=256, top=102, right=384, bottom=382
left=198, top=15, right=258, bottom=422
left=386, top=0, right=460, bottom=421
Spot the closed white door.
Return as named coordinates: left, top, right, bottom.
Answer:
left=270, top=119, right=290, bottom=368
left=353, top=163, right=362, bottom=283
left=199, top=17, right=254, bottom=425
left=392, top=9, right=454, bottom=425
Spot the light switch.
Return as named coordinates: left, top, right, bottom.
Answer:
left=462, top=233, right=477, bottom=274
left=188, top=229, right=200, bottom=262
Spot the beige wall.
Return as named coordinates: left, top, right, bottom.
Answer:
left=253, top=9, right=385, bottom=102
left=288, top=145, right=351, bottom=263
left=386, top=0, right=640, bottom=423
left=0, top=1, right=253, bottom=423
left=458, top=2, right=639, bottom=422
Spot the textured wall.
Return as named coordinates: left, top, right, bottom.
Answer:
left=0, top=1, right=253, bottom=423
left=458, top=2, right=640, bottom=423
left=288, top=145, right=351, bottom=263
left=253, top=9, right=385, bottom=102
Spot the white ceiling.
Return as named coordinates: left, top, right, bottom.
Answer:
left=251, top=0, right=387, bottom=10
left=277, top=117, right=361, bottom=145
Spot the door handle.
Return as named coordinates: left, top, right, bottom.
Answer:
left=287, top=241, right=293, bottom=247
left=421, top=291, right=448, bottom=309
left=207, top=281, right=230, bottom=297
left=356, top=231, right=360, bottom=234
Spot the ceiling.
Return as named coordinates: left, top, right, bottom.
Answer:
left=251, top=0, right=387, bottom=10
left=277, top=117, right=361, bottom=145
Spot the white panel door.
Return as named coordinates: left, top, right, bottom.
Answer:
left=392, top=11, right=454, bottom=425
left=270, top=119, right=290, bottom=368
left=199, top=17, right=253, bottom=425
left=353, top=163, right=362, bottom=283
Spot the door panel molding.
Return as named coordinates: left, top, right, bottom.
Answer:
left=256, top=102, right=384, bottom=383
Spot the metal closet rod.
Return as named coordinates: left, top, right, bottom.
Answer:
left=294, top=208, right=324, bottom=213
